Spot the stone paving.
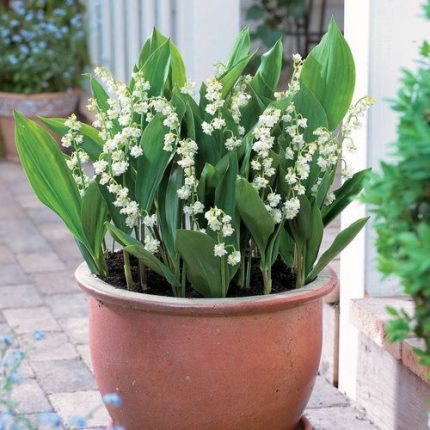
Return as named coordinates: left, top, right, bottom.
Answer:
left=0, top=161, right=379, bottom=429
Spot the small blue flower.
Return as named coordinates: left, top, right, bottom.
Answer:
left=68, top=416, right=86, bottom=429
left=32, top=330, right=46, bottom=341
left=102, top=392, right=122, bottom=407
left=0, top=335, right=13, bottom=346
left=38, top=412, right=62, bottom=428
left=7, top=372, right=22, bottom=384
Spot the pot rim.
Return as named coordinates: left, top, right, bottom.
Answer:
left=75, top=262, right=337, bottom=316
left=0, top=88, right=80, bottom=99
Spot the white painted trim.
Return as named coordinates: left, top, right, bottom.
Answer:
left=339, top=0, right=371, bottom=401
left=175, top=0, right=241, bottom=85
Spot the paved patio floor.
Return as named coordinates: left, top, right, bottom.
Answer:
left=0, top=161, right=379, bottom=429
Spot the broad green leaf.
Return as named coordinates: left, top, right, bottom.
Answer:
left=168, top=39, right=187, bottom=88
left=300, top=18, right=355, bottom=130
left=279, top=227, right=294, bottom=267
left=81, top=181, right=108, bottom=273
left=14, top=112, right=98, bottom=273
left=251, top=39, right=283, bottom=98
left=14, top=112, right=84, bottom=243
left=141, top=40, right=171, bottom=96
left=40, top=117, right=103, bottom=161
left=124, top=245, right=178, bottom=289
left=197, top=162, right=216, bottom=204
left=220, top=54, right=254, bottom=99
left=292, top=83, right=328, bottom=142
left=305, top=203, right=324, bottom=275
left=226, top=27, right=251, bottom=69
left=175, top=230, right=222, bottom=298
left=138, top=29, right=186, bottom=88
left=215, top=151, right=237, bottom=217
left=185, top=101, right=196, bottom=140
left=236, top=177, right=275, bottom=255
left=315, top=168, right=336, bottom=208
left=158, top=165, right=183, bottom=263
left=89, top=76, right=109, bottom=112
left=322, top=168, right=370, bottom=226
left=288, top=195, right=312, bottom=243
left=135, top=114, right=172, bottom=211
left=306, top=217, right=369, bottom=282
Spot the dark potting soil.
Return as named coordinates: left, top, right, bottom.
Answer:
left=102, top=252, right=295, bottom=298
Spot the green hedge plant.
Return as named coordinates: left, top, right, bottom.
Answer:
left=366, top=4, right=430, bottom=374
left=15, top=21, right=372, bottom=298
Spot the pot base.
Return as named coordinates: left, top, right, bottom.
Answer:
left=107, top=416, right=313, bottom=430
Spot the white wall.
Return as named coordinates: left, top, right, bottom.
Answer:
left=176, top=0, right=241, bottom=85
left=85, top=0, right=240, bottom=86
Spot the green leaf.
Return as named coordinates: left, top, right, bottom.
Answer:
left=288, top=195, right=312, bottom=243
left=279, top=227, right=294, bottom=267
left=236, top=177, right=275, bottom=255
left=322, top=168, right=370, bottom=226
left=300, top=18, right=355, bottom=130
left=135, top=114, right=172, bottom=211
left=251, top=38, right=283, bottom=98
left=246, top=5, right=265, bottom=21
left=226, top=27, right=251, bottom=69
left=14, top=112, right=99, bottom=273
left=158, top=165, right=183, bottom=263
left=306, top=217, right=369, bottom=282
left=305, top=203, right=324, bottom=275
left=141, top=40, right=171, bottom=96
left=125, top=245, right=179, bottom=289
left=215, top=151, right=238, bottom=217
left=138, top=29, right=186, bottom=89
left=292, top=83, right=328, bottom=142
left=220, top=54, right=254, bottom=99
left=81, top=181, right=108, bottom=274
left=175, top=230, right=222, bottom=298
left=40, top=117, right=103, bottom=161
left=168, top=39, right=187, bottom=88
left=14, top=112, right=84, bottom=243
left=90, top=76, right=109, bottom=110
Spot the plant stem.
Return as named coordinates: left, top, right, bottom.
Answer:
left=294, top=243, right=303, bottom=289
left=245, top=248, right=252, bottom=289
left=221, top=256, right=227, bottom=297
left=123, top=250, right=136, bottom=291
left=262, top=266, right=272, bottom=295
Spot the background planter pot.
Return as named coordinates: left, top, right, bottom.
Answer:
left=0, top=90, right=79, bottom=162
left=76, top=264, right=337, bottom=430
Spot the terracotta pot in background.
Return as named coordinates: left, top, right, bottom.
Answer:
left=0, top=90, right=79, bottom=162
left=76, top=264, right=337, bottom=430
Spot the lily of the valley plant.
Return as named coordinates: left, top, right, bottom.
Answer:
left=15, top=20, right=372, bottom=298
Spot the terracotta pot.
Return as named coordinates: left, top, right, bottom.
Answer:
left=0, top=90, right=79, bottom=162
left=76, top=263, right=337, bottom=430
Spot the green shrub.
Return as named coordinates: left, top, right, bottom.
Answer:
left=0, top=0, right=88, bottom=94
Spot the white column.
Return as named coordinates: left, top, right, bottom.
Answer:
left=338, top=0, right=371, bottom=400
left=175, top=0, right=241, bottom=85
left=340, top=0, right=430, bottom=400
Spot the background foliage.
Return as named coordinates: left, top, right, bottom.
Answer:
left=366, top=3, right=430, bottom=375
left=0, top=0, right=88, bottom=94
